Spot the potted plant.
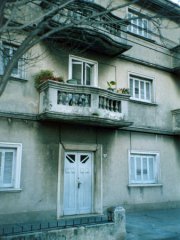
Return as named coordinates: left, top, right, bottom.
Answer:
left=107, top=81, right=116, bottom=91
left=34, top=70, right=64, bottom=87
left=117, top=88, right=130, bottom=94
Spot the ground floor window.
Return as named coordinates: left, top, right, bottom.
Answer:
left=0, top=143, right=22, bottom=190
left=129, top=151, right=159, bottom=184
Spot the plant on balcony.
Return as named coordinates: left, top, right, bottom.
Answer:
left=117, top=88, right=130, bottom=94
left=107, top=81, right=116, bottom=91
left=34, top=70, right=64, bottom=87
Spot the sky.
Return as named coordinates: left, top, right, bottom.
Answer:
left=170, top=0, right=180, bottom=5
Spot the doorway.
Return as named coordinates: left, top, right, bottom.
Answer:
left=63, top=152, right=93, bottom=215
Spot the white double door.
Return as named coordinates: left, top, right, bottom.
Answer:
left=63, top=152, right=93, bottom=215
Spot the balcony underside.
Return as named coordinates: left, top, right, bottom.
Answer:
left=55, top=27, right=132, bottom=56
left=38, top=111, right=133, bottom=128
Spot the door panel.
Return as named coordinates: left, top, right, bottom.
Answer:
left=78, top=153, right=92, bottom=214
left=64, top=153, right=77, bottom=215
left=63, top=152, right=92, bottom=215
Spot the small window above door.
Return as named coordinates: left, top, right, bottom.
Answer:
left=69, top=55, right=98, bottom=86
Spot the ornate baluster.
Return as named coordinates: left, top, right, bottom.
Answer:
left=57, top=91, right=63, bottom=105
left=118, top=101, right=121, bottom=113
left=72, top=94, right=76, bottom=106
left=66, top=93, right=72, bottom=106
left=102, top=97, right=104, bottom=109
left=75, top=94, right=80, bottom=106
left=84, top=95, right=89, bottom=107
left=81, top=94, right=85, bottom=106
left=115, top=101, right=118, bottom=112
left=106, top=98, right=109, bottom=110
left=78, top=94, right=83, bottom=106
left=110, top=100, right=114, bottom=111
left=99, top=97, right=102, bottom=109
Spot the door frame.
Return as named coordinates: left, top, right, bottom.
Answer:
left=63, top=151, right=94, bottom=215
left=57, top=143, right=103, bottom=219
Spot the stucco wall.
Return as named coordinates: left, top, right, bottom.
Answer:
left=0, top=45, right=179, bottom=132
left=0, top=118, right=180, bottom=223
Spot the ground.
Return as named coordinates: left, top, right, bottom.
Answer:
left=126, top=208, right=180, bottom=240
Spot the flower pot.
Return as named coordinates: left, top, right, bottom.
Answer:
left=67, top=79, right=78, bottom=85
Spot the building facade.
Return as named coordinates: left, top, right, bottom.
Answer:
left=0, top=0, right=180, bottom=227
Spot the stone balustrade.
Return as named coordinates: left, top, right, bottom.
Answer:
left=38, top=80, right=132, bottom=128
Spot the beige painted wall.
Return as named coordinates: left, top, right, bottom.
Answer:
left=0, top=119, right=180, bottom=222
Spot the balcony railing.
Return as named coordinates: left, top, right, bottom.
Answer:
left=49, top=1, right=131, bottom=56
left=38, top=80, right=132, bottom=128
left=172, top=109, right=180, bottom=134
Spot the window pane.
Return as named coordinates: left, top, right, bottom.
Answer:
left=3, top=45, right=19, bottom=76
left=72, top=61, right=82, bottom=85
left=130, top=78, right=133, bottom=96
left=146, top=82, right=150, bottom=100
left=3, top=47, right=10, bottom=66
left=143, top=157, right=148, bottom=180
left=143, top=19, right=148, bottom=38
left=85, top=63, right=92, bottom=86
left=130, top=157, right=135, bottom=181
left=135, top=80, right=139, bottom=98
left=149, top=157, right=154, bottom=181
left=3, top=152, right=13, bottom=184
left=138, top=18, right=142, bottom=35
left=136, top=157, right=141, bottom=180
left=140, top=81, right=145, bottom=99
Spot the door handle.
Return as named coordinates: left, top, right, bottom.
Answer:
left=78, top=181, right=82, bottom=188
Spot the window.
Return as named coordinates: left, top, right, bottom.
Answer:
left=1, top=42, right=25, bottom=79
left=129, top=75, right=152, bottom=102
left=128, top=10, right=149, bottom=38
left=69, top=56, right=98, bottom=86
left=0, top=143, right=22, bottom=190
left=129, top=151, right=159, bottom=184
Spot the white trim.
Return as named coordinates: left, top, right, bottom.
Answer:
left=0, top=142, right=22, bottom=190
left=57, top=143, right=103, bottom=219
left=127, top=8, right=151, bottom=39
left=128, top=184, right=162, bottom=187
left=69, top=55, right=98, bottom=87
left=128, top=72, right=155, bottom=103
left=128, top=150, right=160, bottom=185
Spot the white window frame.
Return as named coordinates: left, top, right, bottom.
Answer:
left=129, top=74, right=153, bottom=103
left=127, top=10, right=149, bottom=38
left=128, top=150, right=160, bottom=185
left=0, top=142, right=22, bottom=191
left=1, top=42, right=25, bottom=79
left=69, top=55, right=98, bottom=87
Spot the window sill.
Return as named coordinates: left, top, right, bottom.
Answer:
left=130, top=99, right=158, bottom=106
left=0, top=75, right=27, bottom=82
left=127, top=31, right=156, bottom=43
left=128, top=184, right=163, bottom=188
left=0, top=188, right=22, bottom=192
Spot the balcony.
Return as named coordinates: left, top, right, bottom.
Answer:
left=49, top=1, right=131, bottom=56
left=172, top=109, right=180, bottom=134
left=38, top=81, right=132, bottom=128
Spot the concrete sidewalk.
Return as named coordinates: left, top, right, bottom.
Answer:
left=126, top=208, right=180, bottom=240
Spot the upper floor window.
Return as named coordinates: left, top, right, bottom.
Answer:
left=69, top=55, right=98, bottom=86
left=127, top=10, right=149, bottom=38
left=129, top=151, right=160, bottom=185
left=1, top=42, right=25, bottom=79
left=129, top=75, right=152, bottom=103
left=0, top=143, right=22, bottom=191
